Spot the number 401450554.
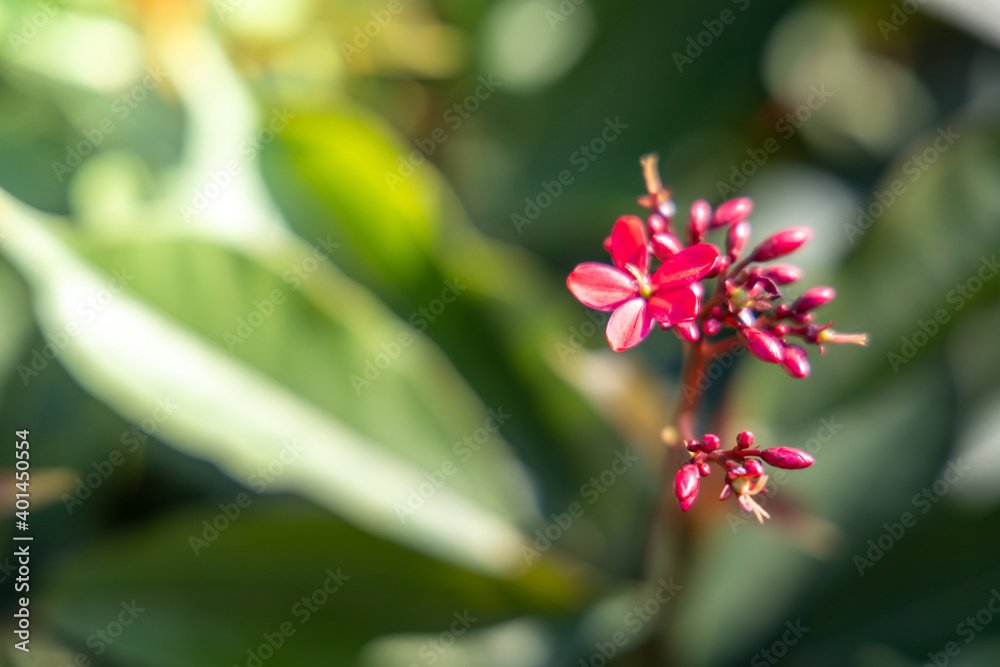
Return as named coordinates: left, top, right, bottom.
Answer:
left=14, top=430, right=29, bottom=525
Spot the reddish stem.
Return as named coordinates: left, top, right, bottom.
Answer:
left=675, top=341, right=705, bottom=441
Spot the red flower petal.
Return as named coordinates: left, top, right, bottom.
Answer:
left=650, top=243, right=720, bottom=292
left=651, top=233, right=683, bottom=261
left=647, top=285, right=699, bottom=325
left=608, top=216, right=649, bottom=274
left=606, top=298, right=652, bottom=351
left=566, top=263, right=637, bottom=310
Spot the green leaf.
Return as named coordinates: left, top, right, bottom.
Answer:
left=269, top=110, right=658, bottom=574
left=42, top=499, right=584, bottom=667
left=0, top=188, right=537, bottom=575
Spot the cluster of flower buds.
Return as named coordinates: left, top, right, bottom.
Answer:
left=567, top=155, right=866, bottom=525
left=674, top=430, right=813, bottom=523
left=566, top=155, right=868, bottom=373
left=712, top=225, right=868, bottom=378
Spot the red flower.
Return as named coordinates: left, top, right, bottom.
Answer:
left=567, top=216, right=720, bottom=351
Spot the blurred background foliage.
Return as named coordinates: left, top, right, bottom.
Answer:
left=0, top=0, right=998, bottom=665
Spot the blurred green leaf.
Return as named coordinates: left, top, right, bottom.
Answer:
left=0, top=188, right=540, bottom=575
left=42, top=499, right=583, bottom=667
left=269, top=109, right=657, bottom=575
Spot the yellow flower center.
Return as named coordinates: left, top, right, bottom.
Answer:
left=625, top=264, right=653, bottom=299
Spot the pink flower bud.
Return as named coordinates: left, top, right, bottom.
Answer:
left=705, top=255, right=728, bottom=279
left=744, top=459, right=765, bottom=477
left=760, top=447, right=814, bottom=469
left=687, top=200, right=711, bottom=244
left=651, top=233, right=683, bottom=261
left=726, top=221, right=752, bottom=260
left=697, top=462, right=712, bottom=476
left=702, top=434, right=721, bottom=451
left=751, top=227, right=812, bottom=262
left=648, top=213, right=670, bottom=236
left=686, top=440, right=702, bottom=452
left=675, top=463, right=700, bottom=511
left=675, top=321, right=701, bottom=343
left=736, top=431, right=754, bottom=449
left=657, top=200, right=677, bottom=220
left=772, top=324, right=789, bottom=336
left=761, top=264, right=802, bottom=285
left=782, top=344, right=811, bottom=379
left=741, top=327, right=785, bottom=364
left=793, top=286, right=836, bottom=313
left=711, top=197, right=753, bottom=228
left=719, top=484, right=732, bottom=501
left=703, top=318, right=722, bottom=336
